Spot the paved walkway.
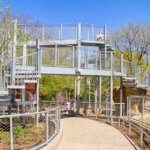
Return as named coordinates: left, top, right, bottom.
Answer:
left=56, top=118, right=135, bottom=150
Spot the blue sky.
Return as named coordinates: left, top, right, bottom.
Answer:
left=2, top=0, right=150, bottom=31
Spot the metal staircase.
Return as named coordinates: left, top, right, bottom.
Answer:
left=122, top=61, right=148, bottom=88
left=0, top=50, right=41, bottom=104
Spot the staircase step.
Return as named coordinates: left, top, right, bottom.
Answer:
left=122, top=77, right=136, bottom=80
left=7, top=85, right=25, bottom=89
left=15, top=74, right=41, bottom=78
left=122, top=83, right=137, bottom=87
left=24, top=80, right=37, bottom=83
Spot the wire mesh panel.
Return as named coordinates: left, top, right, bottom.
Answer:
left=87, top=47, right=99, bottom=69
left=0, top=117, right=11, bottom=149
left=18, top=24, right=105, bottom=42
left=42, top=47, right=55, bottom=67
left=58, top=47, right=74, bottom=68
left=136, top=67, right=148, bottom=86
left=127, top=96, right=150, bottom=124
left=79, top=102, right=126, bottom=117
left=113, top=59, right=121, bottom=72
left=81, top=24, right=105, bottom=41
left=101, top=52, right=111, bottom=70
left=123, top=61, right=136, bottom=78
left=0, top=106, right=60, bottom=150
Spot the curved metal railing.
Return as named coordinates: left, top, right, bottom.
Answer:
left=0, top=106, right=61, bottom=150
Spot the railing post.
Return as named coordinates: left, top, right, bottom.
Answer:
left=140, top=130, right=144, bottom=146
left=142, top=97, right=144, bottom=122
left=10, top=116, right=14, bottom=150
left=22, top=44, right=27, bottom=66
left=129, top=122, right=131, bottom=135
left=72, top=46, right=75, bottom=68
left=121, top=54, right=123, bottom=74
left=55, top=44, right=58, bottom=67
left=94, top=77, right=98, bottom=115
left=99, top=51, right=101, bottom=70
left=45, top=111, right=49, bottom=142
left=56, top=108, right=59, bottom=133
left=92, top=24, right=94, bottom=40
left=42, top=24, right=45, bottom=40
left=60, top=24, right=63, bottom=40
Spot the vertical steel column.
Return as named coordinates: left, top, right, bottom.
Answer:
left=22, top=44, right=27, bottom=66
left=76, top=23, right=81, bottom=114
left=77, top=76, right=80, bottom=114
left=99, top=77, right=102, bottom=110
left=36, top=39, right=40, bottom=124
left=84, top=77, right=87, bottom=114
left=77, top=23, right=81, bottom=70
left=120, top=77, right=123, bottom=117
left=110, top=51, right=113, bottom=124
left=88, top=78, right=91, bottom=107
left=74, top=77, right=77, bottom=99
left=12, top=20, right=17, bottom=85
left=104, top=25, right=107, bottom=69
left=96, top=48, right=98, bottom=69
left=99, top=50, right=101, bottom=70
left=94, top=77, right=98, bottom=114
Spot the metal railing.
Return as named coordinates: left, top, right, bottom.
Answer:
left=0, top=106, right=61, bottom=150
left=18, top=23, right=105, bottom=42
left=127, top=96, right=150, bottom=124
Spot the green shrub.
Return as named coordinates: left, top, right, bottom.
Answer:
left=13, top=126, right=26, bottom=137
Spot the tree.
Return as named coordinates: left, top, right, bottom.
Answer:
left=110, top=22, right=150, bottom=65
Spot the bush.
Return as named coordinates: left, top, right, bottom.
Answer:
left=13, top=126, right=26, bottom=137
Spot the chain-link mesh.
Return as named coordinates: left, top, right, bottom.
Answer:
left=127, top=96, right=150, bottom=124
left=0, top=106, right=60, bottom=150
left=67, top=102, right=126, bottom=117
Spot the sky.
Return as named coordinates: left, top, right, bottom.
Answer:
left=2, top=0, right=150, bottom=31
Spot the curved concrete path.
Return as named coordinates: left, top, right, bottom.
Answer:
left=56, top=118, right=135, bottom=150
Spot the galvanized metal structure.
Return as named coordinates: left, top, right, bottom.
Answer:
left=0, top=21, right=149, bottom=149
left=0, top=21, right=149, bottom=116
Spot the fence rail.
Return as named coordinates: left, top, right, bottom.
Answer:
left=18, top=23, right=105, bottom=42
left=0, top=106, right=61, bottom=150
